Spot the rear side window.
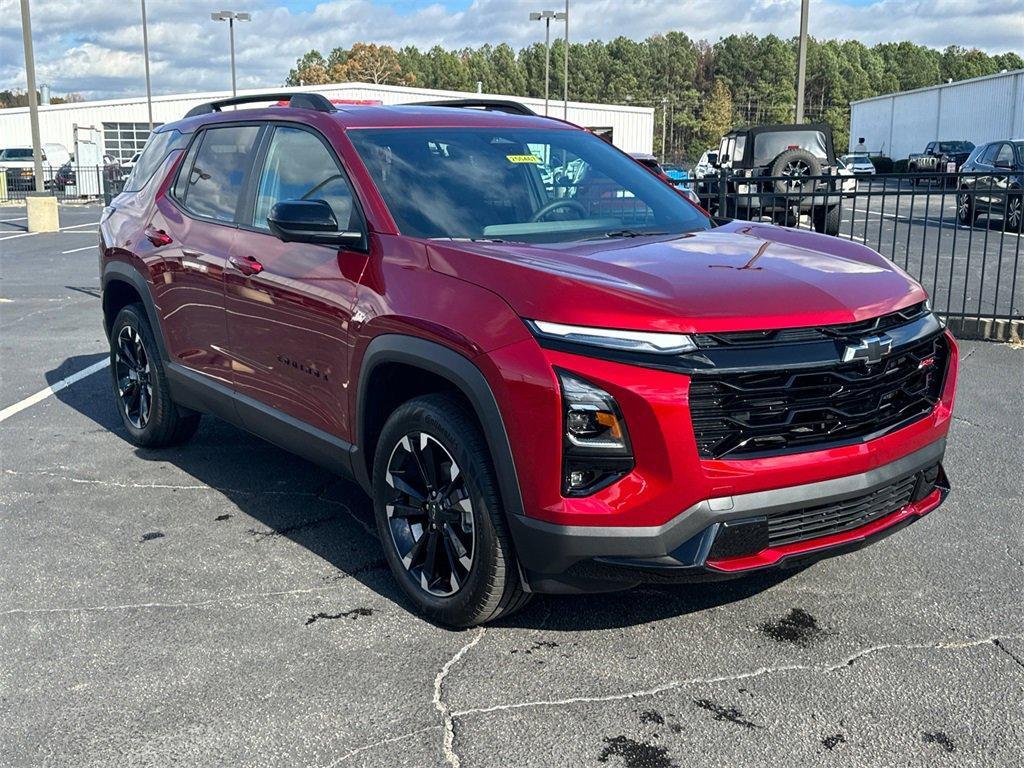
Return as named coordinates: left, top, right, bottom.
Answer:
left=175, top=125, right=259, bottom=222
left=994, top=143, right=1014, bottom=166
left=123, top=129, right=188, bottom=192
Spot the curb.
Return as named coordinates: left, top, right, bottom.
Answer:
left=942, top=316, right=1024, bottom=344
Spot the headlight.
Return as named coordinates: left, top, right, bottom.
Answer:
left=528, top=320, right=696, bottom=355
left=557, top=370, right=633, bottom=496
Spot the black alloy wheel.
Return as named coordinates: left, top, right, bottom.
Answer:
left=108, top=303, right=200, bottom=447
left=384, top=431, right=475, bottom=597
left=114, top=324, right=153, bottom=429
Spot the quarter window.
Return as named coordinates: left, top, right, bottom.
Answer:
left=176, top=125, right=259, bottom=222
left=123, top=129, right=188, bottom=193
left=252, top=126, right=355, bottom=230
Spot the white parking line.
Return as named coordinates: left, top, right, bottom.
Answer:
left=61, top=245, right=96, bottom=254
left=0, top=221, right=98, bottom=242
left=0, top=358, right=109, bottom=423
left=0, top=216, right=28, bottom=222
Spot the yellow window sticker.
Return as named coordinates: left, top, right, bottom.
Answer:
left=506, top=154, right=541, bottom=164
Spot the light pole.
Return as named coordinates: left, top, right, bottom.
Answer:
left=210, top=10, right=251, bottom=98
left=530, top=9, right=566, bottom=117
left=562, top=0, right=569, bottom=119
left=19, top=0, right=44, bottom=194
left=795, top=0, right=809, bottom=123
left=141, top=0, right=153, bottom=131
left=660, top=97, right=668, bottom=161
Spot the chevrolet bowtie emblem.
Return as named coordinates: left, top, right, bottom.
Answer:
left=842, top=333, right=893, bottom=365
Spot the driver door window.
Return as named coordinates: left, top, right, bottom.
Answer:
left=252, top=126, right=356, bottom=230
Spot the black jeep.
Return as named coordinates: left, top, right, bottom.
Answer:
left=707, top=123, right=844, bottom=235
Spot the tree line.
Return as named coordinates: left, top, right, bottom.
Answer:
left=0, top=90, right=84, bottom=109
left=285, top=36, right=1023, bottom=161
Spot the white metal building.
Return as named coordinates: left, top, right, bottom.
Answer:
left=849, top=69, right=1024, bottom=160
left=0, top=82, right=654, bottom=162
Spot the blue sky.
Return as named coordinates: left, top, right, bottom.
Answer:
left=2, top=0, right=1022, bottom=99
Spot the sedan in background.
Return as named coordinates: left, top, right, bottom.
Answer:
left=957, top=140, right=1024, bottom=232
left=841, top=154, right=876, bottom=175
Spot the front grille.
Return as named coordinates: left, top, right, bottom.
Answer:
left=767, top=472, right=920, bottom=548
left=692, top=303, right=928, bottom=349
left=689, top=331, right=949, bottom=459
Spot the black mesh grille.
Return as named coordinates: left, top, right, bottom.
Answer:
left=692, top=303, right=928, bottom=349
left=767, top=472, right=920, bottom=548
left=689, top=332, right=949, bottom=459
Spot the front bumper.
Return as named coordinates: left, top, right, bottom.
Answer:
left=512, top=438, right=948, bottom=593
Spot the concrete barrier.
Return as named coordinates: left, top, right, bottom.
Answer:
left=943, top=316, right=1024, bottom=344
left=25, top=191, right=59, bottom=232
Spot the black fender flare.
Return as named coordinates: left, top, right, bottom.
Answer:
left=101, top=262, right=169, bottom=362
left=354, top=334, right=526, bottom=521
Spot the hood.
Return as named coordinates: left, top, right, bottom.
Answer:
left=426, top=221, right=927, bottom=334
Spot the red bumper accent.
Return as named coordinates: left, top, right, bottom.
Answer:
left=705, top=487, right=945, bottom=573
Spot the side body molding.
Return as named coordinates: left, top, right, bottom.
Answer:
left=354, top=334, right=526, bottom=520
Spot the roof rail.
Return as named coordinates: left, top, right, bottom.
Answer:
left=184, top=92, right=337, bottom=118
left=410, top=98, right=537, bottom=116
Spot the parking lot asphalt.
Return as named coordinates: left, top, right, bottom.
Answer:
left=2, top=204, right=1023, bottom=767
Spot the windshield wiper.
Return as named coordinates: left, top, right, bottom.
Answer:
left=592, top=229, right=671, bottom=239
left=429, top=236, right=511, bottom=244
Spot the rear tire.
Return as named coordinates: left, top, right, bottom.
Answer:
left=372, top=393, right=530, bottom=627
left=1005, top=195, right=1023, bottom=233
left=812, top=204, right=841, bottom=236
left=109, top=303, right=200, bottom=447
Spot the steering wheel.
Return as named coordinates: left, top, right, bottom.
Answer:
left=530, top=199, right=588, bottom=222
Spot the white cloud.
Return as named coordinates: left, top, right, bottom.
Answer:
left=2, top=0, right=1021, bottom=99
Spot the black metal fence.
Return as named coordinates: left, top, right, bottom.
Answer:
left=690, top=169, right=1022, bottom=322
left=1, top=165, right=126, bottom=204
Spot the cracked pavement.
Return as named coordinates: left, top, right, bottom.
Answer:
left=1, top=205, right=1023, bottom=767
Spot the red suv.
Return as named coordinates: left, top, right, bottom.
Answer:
left=100, top=93, right=958, bottom=626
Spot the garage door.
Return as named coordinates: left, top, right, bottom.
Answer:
left=102, top=122, right=163, bottom=162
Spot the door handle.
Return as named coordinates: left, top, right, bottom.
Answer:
left=145, top=226, right=172, bottom=246
left=229, top=255, right=264, bottom=276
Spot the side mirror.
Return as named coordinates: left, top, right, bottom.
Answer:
left=995, top=159, right=1012, bottom=169
left=707, top=153, right=718, bottom=166
left=267, top=199, right=366, bottom=249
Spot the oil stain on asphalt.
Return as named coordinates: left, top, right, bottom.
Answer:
left=758, top=608, right=826, bottom=646
left=922, top=731, right=956, bottom=752
left=305, top=607, right=373, bottom=626
left=821, top=733, right=846, bottom=750
left=692, top=699, right=761, bottom=730
left=139, top=531, right=164, bottom=542
left=597, top=736, right=677, bottom=768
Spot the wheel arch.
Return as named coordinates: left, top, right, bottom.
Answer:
left=101, top=263, right=168, bottom=361
left=354, top=335, right=525, bottom=521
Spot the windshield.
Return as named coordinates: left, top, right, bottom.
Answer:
left=1, top=148, right=35, bottom=160
left=939, top=142, right=974, bottom=153
left=752, top=130, right=828, bottom=165
left=849, top=154, right=871, bottom=163
left=348, top=127, right=710, bottom=243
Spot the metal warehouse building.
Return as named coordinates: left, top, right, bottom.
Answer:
left=849, top=68, right=1024, bottom=161
left=0, top=82, right=654, bottom=162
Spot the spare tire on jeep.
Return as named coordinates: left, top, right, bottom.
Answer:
left=771, top=148, right=821, bottom=194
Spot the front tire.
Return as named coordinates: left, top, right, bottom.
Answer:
left=957, top=188, right=978, bottom=226
left=372, top=393, right=529, bottom=627
left=109, top=303, right=200, bottom=447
